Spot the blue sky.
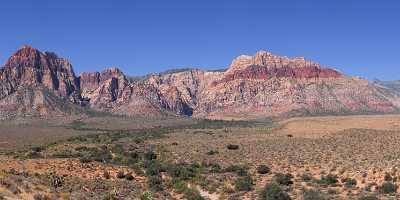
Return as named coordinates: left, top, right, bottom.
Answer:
left=0, top=0, right=399, bottom=80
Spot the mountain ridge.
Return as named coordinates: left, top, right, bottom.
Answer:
left=0, top=45, right=398, bottom=119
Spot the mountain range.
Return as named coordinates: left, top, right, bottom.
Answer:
left=0, top=45, right=399, bottom=119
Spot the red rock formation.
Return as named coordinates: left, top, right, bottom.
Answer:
left=0, top=47, right=398, bottom=119
left=0, top=45, right=80, bottom=100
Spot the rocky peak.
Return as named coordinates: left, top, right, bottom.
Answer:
left=79, top=67, right=127, bottom=91
left=99, top=67, right=125, bottom=80
left=228, top=50, right=320, bottom=73
left=0, top=46, right=80, bottom=99
left=218, top=51, right=343, bottom=85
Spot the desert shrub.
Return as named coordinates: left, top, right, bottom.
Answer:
left=223, top=165, right=248, bottom=175
left=110, top=144, right=125, bottom=155
left=236, top=167, right=249, bottom=177
left=77, top=147, right=112, bottom=163
left=342, top=178, right=357, bottom=188
left=144, top=150, right=157, bottom=160
left=30, top=146, right=45, bottom=153
left=48, top=173, right=64, bottom=189
left=116, top=170, right=125, bottom=179
left=378, top=181, right=397, bottom=194
left=173, top=181, right=188, bottom=193
left=183, top=188, right=205, bottom=200
left=25, top=151, right=43, bottom=159
left=125, top=173, right=134, bottom=181
left=257, top=165, right=271, bottom=174
left=358, top=195, right=379, bottom=200
left=112, top=154, right=137, bottom=166
left=206, top=150, right=219, bottom=155
left=33, top=194, right=50, bottom=200
left=384, top=172, right=392, bottom=182
left=103, top=192, right=118, bottom=200
left=301, top=173, right=313, bottom=182
left=227, top=144, right=239, bottom=150
left=303, top=189, right=326, bottom=200
left=259, top=182, right=291, bottom=200
left=145, top=161, right=162, bottom=176
left=235, top=175, right=254, bottom=191
left=317, top=174, right=338, bottom=185
left=141, top=191, right=153, bottom=200
left=273, top=173, right=294, bottom=186
left=148, top=175, right=163, bottom=191
left=52, top=150, right=80, bottom=158
left=209, top=163, right=222, bottom=173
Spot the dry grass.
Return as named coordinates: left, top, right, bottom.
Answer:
left=0, top=114, right=400, bottom=199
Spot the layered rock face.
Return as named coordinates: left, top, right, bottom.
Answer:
left=79, top=68, right=203, bottom=116
left=0, top=46, right=80, bottom=100
left=0, top=46, right=82, bottom=117
left=79, top=67, right=130, bottom=110
left=0, top=46, right=398, bottom=119
left=0, top=86, right=84, bottom=119
left=192, top=51, right=398, bottom=118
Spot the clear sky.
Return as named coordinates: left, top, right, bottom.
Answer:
left=0, top=0, right=399, bottom=80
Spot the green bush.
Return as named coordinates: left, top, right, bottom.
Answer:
left=303, top=189, right=326, bottom=200
left=144, top=151, right=157, bottom=160
left=342, top=178, right=357, bottom=188
left=223, top=164, right=247, bottom=175
left=378, top=181, right=397, bottom=194
left=209, top=163, right=222, bottom=173
left=184, top=188, right=205, bottom=200
left=235, top=175, right=254, bottom=191
left=258, top=182, right=291, bottom=200
left=273, top=173, right=294, bottom=186
left=317, top=174, right=338, bottom=185
left=145, top=161, right=162, bottom=176
left=148, top=175, right=163, bottom=191
left=257, top=165, right=271, bottom=174
left=140, top=191, right=153, bottom=200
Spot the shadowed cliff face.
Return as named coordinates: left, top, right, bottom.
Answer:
left=1, top=46, right=399, bottom=119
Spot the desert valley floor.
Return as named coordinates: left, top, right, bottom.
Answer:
left=0, top=114, right=400, bottom=200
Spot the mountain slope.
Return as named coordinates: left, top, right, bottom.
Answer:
left=0, top=86, right=84, bottom=119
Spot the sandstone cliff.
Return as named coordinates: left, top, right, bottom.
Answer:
left=1, top=46, right=398, bottom=119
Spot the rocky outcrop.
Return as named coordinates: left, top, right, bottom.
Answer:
left=0, top=45, right=80, bottom=101
left=79, top=67, right=129, bottom=109
left=0, top=46, right=84, bottom=118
